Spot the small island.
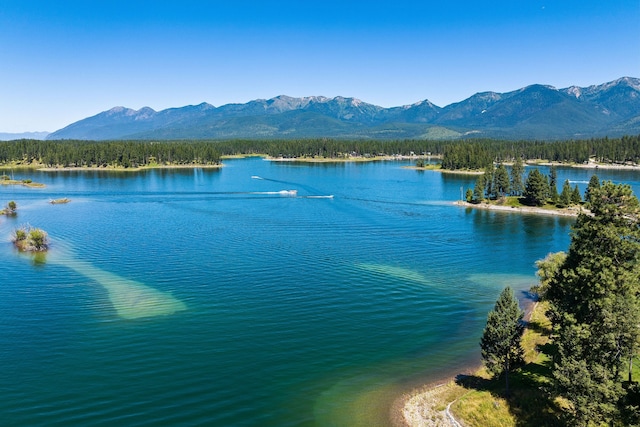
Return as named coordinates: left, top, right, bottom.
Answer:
left=12, top=225, right=50, bottom=252
left=0, top=200, right=17, bottom=216
left=50, top=198, right=71, bottom=204
left=1, top=175, right=45, bottom=188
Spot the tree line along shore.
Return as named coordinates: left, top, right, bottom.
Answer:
left=453, top=160, right=596, bottom=217
left=0, top=135, right=638, bottom=170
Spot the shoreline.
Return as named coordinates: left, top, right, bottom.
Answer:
left=454, top=200, right=583, bottom=217
left=265, top=155, right=436, bottom=163
left=396, top=298, right=538, bottom=426
left=1, top=179, right=46, bottom=188
left=527, top=160, right=640, bottom=170
left=392, top=363, right=482, bottom=427
left=417, top=160, right=640, bottom=174
left=34, top=163, right=223, bottom=172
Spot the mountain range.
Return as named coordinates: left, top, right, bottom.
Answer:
left=47, top=77, right=640, bottom=141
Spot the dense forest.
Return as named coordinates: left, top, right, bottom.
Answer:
left=0, top=135, right=638, bottom=169
left=441, top=135, right=640, bottom=169
left=0, top=139, right=445, bottom=168
left=0, top=140, right=223, bottom=168
left=537, top=179, right=640, bottom=426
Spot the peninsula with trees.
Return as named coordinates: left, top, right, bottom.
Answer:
left=456, top=162, right=590, bottom=217
left=404, top=179, right=640, bottom=426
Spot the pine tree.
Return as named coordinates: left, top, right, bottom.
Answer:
left=494, top=163, right=510, bottom=198
left=546, top=181, right=640, bottom=425
left=523, top=169, right=549, bottom=206
left=465, top=188, right=474, bottom=203
left=510, top=157, right=525, bottom=196
left=484, top=165, right=495, bottom=199
left=558, top=179, right=572, bottom=207
left=473, top=174, right=486, bottom=203
left=584, top=174, right=600, bottom=203
left=480, top=286, right=525, bottom=396
left=533, top=251, right=566, bottom=299
left=549, top=166, right=559, bottom=204
left=571, top=184, right=582, bottom=205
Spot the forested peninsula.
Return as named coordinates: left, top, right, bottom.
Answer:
left=405, top=179, right=640, bottom=427
left=0, top=135, right=639, bottom=170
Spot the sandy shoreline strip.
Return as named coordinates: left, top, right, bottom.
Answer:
left=397, top=298, right=538, bottom=427
left=527, top=160, right=639, bottom=170
left=454, top=200, right=583, bottom=217
left=34, top=164, right=223, bottom=172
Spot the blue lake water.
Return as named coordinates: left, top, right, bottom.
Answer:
left=1, top=158, right=639, bottom=426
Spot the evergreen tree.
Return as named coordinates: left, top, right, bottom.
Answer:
left=571, top=184, right=582, bottom=205
left=546, top=181, right=640, bottom=426
left=549, top=166, right=559, bottom=204
left=523, top=169, right=549, bottom=206
left=510, top=157, right=525, bottom=196
left=480, top=286, right=525, bottom=396
left=484, top=165, right=495, bottom=199
left=584, top=174, right=600, bottom=203
left=558, top=179, right=572, bottom=207
left=465, top=188, right=474, bottom=203
left=473, top=174, right=486, bottom=203
left=494, top=163, right=510, bottom=198
left=532, top=251, right=566, bottom=299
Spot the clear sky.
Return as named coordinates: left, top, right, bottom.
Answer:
left=1, top=0, right=638, bottom=132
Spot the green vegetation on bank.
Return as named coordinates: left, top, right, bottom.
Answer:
left=1, top=174, right=45, bottom=187
left=0, top=139, right=441, bottom=168
left=448, top=300, right=560, bottom=427
left=441, top=134, right=640, bottom=170
left=465, top=163, right=589, bottom=212
left=0, top=135, right=639, bottom=169
left=448, top=179, right=640, bottom=427
left=542, top=180, right=640, bottom=426
left=480, top=287, right=525, bottom=397
left=0, top=140, right=222, bottom=168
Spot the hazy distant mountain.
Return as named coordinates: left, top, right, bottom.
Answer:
left=47, top=77, right=640, bottom=140
left=0, top=131, right=49, bottom=141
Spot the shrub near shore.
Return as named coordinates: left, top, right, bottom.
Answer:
left=12, top=225, right=49, bottom=252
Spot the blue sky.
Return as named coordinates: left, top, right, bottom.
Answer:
left=1, top=1, right=638, bottom=132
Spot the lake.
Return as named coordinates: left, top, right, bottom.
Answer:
left=1, top=158, right=639, bottom=426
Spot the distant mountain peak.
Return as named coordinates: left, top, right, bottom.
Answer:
left=106, top=106, right=130, bottom=114
left=194, top=102, right=215, bottom=109
left=519, top=84, right=558, bottom=93
left=105, top=106, right=156, bottom=118
left=564, top=77, right=640, bottom=97
left=409, top=99, right=438, bottom=108
left=46, top=77, right=640, bottom=141
left=565, top=86, right=583, bottom=99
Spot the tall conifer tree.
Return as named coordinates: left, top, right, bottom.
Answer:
left=546, top=181, right=640, bottom=425
left=510, top=157, right=525, bottom=196
left=480, top=286, right=525, bottom=396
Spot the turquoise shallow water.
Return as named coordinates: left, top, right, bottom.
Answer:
left=1, top=159, right=639, bottom=426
